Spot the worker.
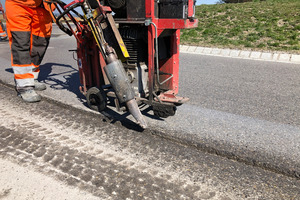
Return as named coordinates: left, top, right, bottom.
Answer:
left=5, top=0, right=53, bottom=102
left=0, top=2, right=7, bottom=40
left=0, top=23, right=7, bottom=40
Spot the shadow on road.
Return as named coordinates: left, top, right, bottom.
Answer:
left=5, top=62, right=162, bottom=130
left=39, top=62, right=85, bottom=100
left=39, top=63, right=160, bottom=130
left=5, top=62, right=85, bottom=103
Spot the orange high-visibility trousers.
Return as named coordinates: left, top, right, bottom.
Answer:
left=0, top=23, right=7, bottom=38
left=6, top=0, right=52, bottom=88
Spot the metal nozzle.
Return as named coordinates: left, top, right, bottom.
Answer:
left=103, top=48, right=147, bottom=128
left=126, top=99, right=147, bottom=129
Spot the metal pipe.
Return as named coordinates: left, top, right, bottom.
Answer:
left=104, top=50, right=147, bottom=129
left=149, top=22, right=173, bottom=85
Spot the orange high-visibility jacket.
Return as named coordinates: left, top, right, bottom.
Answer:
left=6, top=0, right=52, bottom=88
left=6, top=0, right=43, bottom=8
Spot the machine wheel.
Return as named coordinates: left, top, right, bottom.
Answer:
left=152, top=102, right=176, bottom=118
left=86, top=87, right=107, bottom=112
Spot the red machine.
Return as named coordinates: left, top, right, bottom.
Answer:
left=45, top=0, right=198, bottom=128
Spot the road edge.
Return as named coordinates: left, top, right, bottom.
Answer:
left=180, top=45, right=300, bottom=65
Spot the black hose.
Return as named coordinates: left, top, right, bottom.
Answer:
left=55, top=3, right=83, bottom=35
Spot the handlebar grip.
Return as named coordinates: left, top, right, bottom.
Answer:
left=63, top=0, right=84, bottom=9
left=55, top=2, right=83, bottom=36
left=58, top=23, right=73, bottom=36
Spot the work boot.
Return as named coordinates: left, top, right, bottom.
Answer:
left=17, top=87, right=41, bottom=103
left=34, top=80, right=46, bottom=91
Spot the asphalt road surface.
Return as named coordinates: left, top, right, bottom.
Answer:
left=0, top=83, right=299, bottom=199
left=0, top=25, right=299, bottom=199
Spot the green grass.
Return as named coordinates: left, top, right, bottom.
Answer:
left=181, top=0, right=300, bottom=54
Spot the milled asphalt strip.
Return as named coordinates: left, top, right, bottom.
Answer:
left=1, top=78, right=299, bottom=179
left=180, top=45, right=300, bottom=64
left=160, top=104, right=300, bottom=179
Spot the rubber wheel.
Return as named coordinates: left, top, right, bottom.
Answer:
left=152, top=103, right=176, bottom=118
left=86, top=87, right=107, bottom=112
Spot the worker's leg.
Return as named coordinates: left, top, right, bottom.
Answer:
left=5, top=1, right=41, bottom=102
left=30, top=6, right=52, bottom=91
left=0, top=22, right=7, bottom=40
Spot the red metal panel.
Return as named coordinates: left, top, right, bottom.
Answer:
left=188, top=0, right=195, bottom=18
left=147, top=24, right=155, bottom=102
left=158, top=30, right=180, bottom=94
left=90, top=39, right=101, bottom=88
left=145, top=0, right=154, bottom=18
left=158, top=18, right=198, bottom=29
left=144, top=0, right=197, bottom=104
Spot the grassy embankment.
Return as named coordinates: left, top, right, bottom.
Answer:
left=181, top=0, right=300, bottom=54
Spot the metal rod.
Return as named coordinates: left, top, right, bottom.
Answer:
left=150, top=22, right=173, bottom=85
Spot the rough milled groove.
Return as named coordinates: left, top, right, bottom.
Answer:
left=0, top=83, right=232, bottom=199
left=0, top=82, right=299, bottom=199
left=1, top=79, right=299, bottom=180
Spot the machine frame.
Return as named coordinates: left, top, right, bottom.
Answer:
left=45, top=0, right=198, bottom=126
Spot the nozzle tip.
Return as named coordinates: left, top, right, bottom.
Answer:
left=126, top=99, right=148, bottom=129
left=138, top=121, right=147, bottom=129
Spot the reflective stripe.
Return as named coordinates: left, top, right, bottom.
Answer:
left=12, top=65, right=35, bottom=87
left=15, top=77, right=34, bottom=87
left=32, top=66, right=40, bottom=79
left=12, top=65, right=40, bottom=81
left=14, top=73, right=34, bottom=79
left=12, top=65, right=33, bottom=75
left=0, top=32, right=6, bottom=36
left=32, top=71, right=39, bottom=79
